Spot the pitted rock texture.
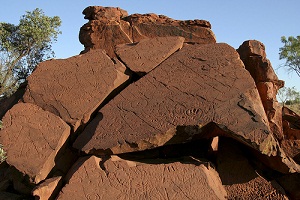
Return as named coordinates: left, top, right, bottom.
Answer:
left=73, top=43, right=300, bottom=173
left=79, top=6, right=216, bottom=57
left=237, top=40, right=284, bottom=141
left=57, top=156, right=227, bottom=200
left=115, top=36, right=185, bottom=75
left=22, top=49, right=130, bottom=131
left=0, top=103, right=70, bottom=184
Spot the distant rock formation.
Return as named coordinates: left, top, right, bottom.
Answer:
left=0, top=6, right=299, bottom=200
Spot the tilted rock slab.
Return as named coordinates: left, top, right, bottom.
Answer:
left=115, top=36, right=185, bottom=74
left=74, top=43, right=300, bottom=173
left=32, top=176, right=62, bottom=200
left=22, top=49, right=130, bottom=131
left=79, top=6, right=216, bottom=57
left=57, top=156, right=227, bottom=200
left=0, top=103, right=70, bottom=184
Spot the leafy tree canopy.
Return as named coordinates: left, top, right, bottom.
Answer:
left=279, top=36, right=300, bottom=77
left=277, top=86, right=300, bottom=106
left=0, top=8, right=61, bottom=98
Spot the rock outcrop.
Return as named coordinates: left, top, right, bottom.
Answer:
left=237, top=40, right=285, bottom=141
left=0, top=6, right=299, bottom=200
left=79, top=6, right=216, bottom=57
left=0, top=103, right=70, bottom=184
left=22, top=49, right=130, bottom=131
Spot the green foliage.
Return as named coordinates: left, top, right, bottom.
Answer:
left=0, top=8, right=61, bottom=98
left=277, top=86, right=300, bottom=106
left=279, top=36, right=300, bottom=76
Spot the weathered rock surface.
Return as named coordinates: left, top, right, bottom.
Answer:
left=237, top=40, right=285, bottom=141
left=22, top=49, right=130, bottom=131
left=79, top=6, right=216, bottom=57
left=32, top=176, right=62, bottom=200
left=281, top=107, right=300, bottom=164
left=282, top=106, right=300, bottom=139
left=1, top=6, right=300, bottom=199
left=115, top=36, right=185, bottom=75
left=74, top=43, right=299, bottom=173
left=0, top=103, right=70, bottom=184
left=57, top=155, right=227, bottom=200
left=217, top=138, right=288, bottom=199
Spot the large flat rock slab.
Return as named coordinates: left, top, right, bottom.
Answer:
left=0, top=103, right=70, bottom=184
left=57, top=156, right=227, bottom=200
left=22, top=49, right=130, bottom=131
left=74, top=43, right=300, bottom=173
left=115, top=36, right=184, bottom=75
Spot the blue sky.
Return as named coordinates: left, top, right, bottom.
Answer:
left=1, top=0, right=299, bottom=91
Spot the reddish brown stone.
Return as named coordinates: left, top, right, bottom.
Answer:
left=22, top=49, right=130, bottom=131
left=74, top=43, right=299, bottom=173
left=281, top=139, right=300, bottom=164
left=217, top=138, right=288, bottom=199
left=82, top=6, right=128, bottom=21
left=79, top=6, right=216, bottom=57
left=57, top=156, right=227, bottom=200
left=115, top=36, right=185, bottom=74
left=0, top=103, right=70, bottom=184
left=32, top=176, right=62, bottom=200
left=237, top=40, right=284, bottom=140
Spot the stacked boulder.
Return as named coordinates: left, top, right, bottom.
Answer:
left=0, top=6, right=299, bottom=200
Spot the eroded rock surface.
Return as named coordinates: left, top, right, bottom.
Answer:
left=1, top=6, right=299, bottom=199
left=115, top=36, right=185, bottom=75
left=0, top=103, right=70, bottom=184
left=79, top=6, right=216, bottom=57
left=74, top=43, right=300, bottom=173
left=22, top=49, right=130, bottom=131
left=237, top=40, right=284, bottom=140
left=58, top=156, right=227, bottom=200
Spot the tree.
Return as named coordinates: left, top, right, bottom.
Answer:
left=0, top=8, right=61, bottom=98
left=277, top=86, right=300, bottom=106
left=279, top=36, right=300, bottom=77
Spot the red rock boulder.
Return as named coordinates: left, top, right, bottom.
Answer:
left=74, top=43, right=299, bottom=173
left=237, top=40, right=285, bottom=141
left=0, top=103, right=70, bottom=184
left=57, top=156, right=227, bottom=200
left=79, top=6, right=216, bottom=57
left=22, top=49, right=130, bottom=131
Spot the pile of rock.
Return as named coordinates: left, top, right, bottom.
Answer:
left=0, top=6, right=299, bottom=200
